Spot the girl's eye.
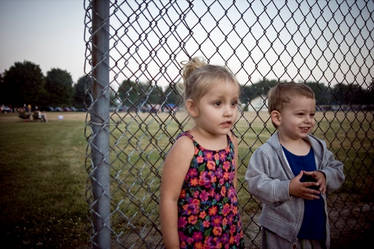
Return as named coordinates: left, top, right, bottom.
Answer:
left=231, top=101, right=238, bottom=107
left=214, top=101, right=222, bottom=106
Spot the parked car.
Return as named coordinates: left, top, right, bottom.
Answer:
left=54, top=107, right=63, bottom=112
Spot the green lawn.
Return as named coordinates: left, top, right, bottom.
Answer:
left=0, top=113, right=88, bottom=249
left=0, top=110, right=373, bottom=248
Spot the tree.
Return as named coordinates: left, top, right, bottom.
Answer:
left=73, top=75, right=92, bottom=108
left=45, top=68, right=74, bottom=106
left=305, top=81, right=331, bottom=105
left=240, top=78, right=277, bottom=103
left=118, top=79, right=141, bottom=108
left=2, top=61, right=45, bottom=106
left=164, top=83, right=184, bottom=106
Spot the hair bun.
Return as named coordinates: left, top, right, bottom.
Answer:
left=181, top=57, right=207, bottom=82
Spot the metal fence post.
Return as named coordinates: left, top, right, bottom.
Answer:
left=91, top=0, right=110, bottom=248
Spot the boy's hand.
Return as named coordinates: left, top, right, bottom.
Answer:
left=289, top=171, right=322, bottom=200
left=303, top=170, right=326, bottom=194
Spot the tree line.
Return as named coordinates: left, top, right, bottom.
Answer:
left=1, top=60, right=373, bottom=111
left=0, top=61, right=89, bottom=109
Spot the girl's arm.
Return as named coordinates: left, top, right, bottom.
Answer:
left=160, top=136, right=194, bottom=249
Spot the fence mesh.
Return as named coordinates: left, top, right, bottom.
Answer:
left=84, top=0, right=374, bottom=248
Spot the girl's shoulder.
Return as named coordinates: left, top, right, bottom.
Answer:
left=171, top=131, right=195, bottom=153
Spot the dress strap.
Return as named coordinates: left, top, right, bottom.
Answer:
left=176, top=131, right=194, bottom=140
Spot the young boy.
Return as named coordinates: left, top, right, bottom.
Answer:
left=245, top=82, right=345, bottom=249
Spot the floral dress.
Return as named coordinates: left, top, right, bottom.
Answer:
left=177, top=131, right=245, bottom=249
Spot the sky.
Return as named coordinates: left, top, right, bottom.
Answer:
left=0, top=0, right=373, bottom=89
left=0, top=0, right=85, bottom=83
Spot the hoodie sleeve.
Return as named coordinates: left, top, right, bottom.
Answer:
left=245, top=145, right=291, bottom=204
left=318, top=140, right=345, bottom=192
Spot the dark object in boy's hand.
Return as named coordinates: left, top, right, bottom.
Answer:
left=301, top=174, right=319, bottom=190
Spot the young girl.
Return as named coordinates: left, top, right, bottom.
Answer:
left=160, top=57, right=245, bottom=249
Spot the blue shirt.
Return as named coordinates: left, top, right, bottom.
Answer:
left=282, top=146, right=326, bottom=241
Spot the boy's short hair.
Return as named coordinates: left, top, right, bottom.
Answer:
left=267, top=82, right=315, bottom=114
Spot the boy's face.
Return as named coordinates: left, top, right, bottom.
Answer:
left=272, top=95, right=316, bottom=140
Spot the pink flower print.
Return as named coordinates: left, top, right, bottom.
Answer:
left=207, top=160, right=216, bottom=171
left=208, top=171, right=217, bottom=183
left=204, top=151, right=213, bottom=160
left=194, top=147, right=199, bottom=155
left=178, top=216, right=187, bottom=228
left=222, top=203, right=231, bottom=216
left=230, top=223, right=236, bottom=235
left=228, top=187, right=236, bottom=199
left=203, top=219, right=210, bottom=228
left=215, top=167, right=223, bottom=178
left=231, top=205, right=238, bottom=215
left=209, top=205, right=218, bottom=216
left=191, top=199, right=200, bottom=214
left=229, top=235, right=235, bottom=244
left=212, top=216, right=222, bottom=227
left=199, top=171, right=214, bottom=188
left=188, top=168, right=198, bottom=178
left=188, top=215, right=198, bottom=225
left=229, top=172, right=235, bottom=181
left=223, top=172, right=230, bottom=181
left=219, top=178, right=225, bottom=185
left=190, top=177, right=198, bottom=186
left=223, top=161, right=231, bottom=171
left=219, top=151, right=226, bottom=161
left=215, top=193, right=222, bottom=202
left=199, top=211, right=207, bottom=219
left=194, top=241, right=203, bottom=249
left=179, top=189, right=186, bottom=199
left=199, top=190, right=209, bottom=201
left=193, top=231, right=203, bottom=241
left=213, top=226, right=223, bottom=236
left=214, top=152, right=220, bottom=161
left=186, top=237, right=194, bottom=245
left=196, top=155, right=204, bottom=163
left=220, top=185, right=227, bottom=197
left=222, top=217, right=228, bottom=227
left=205, top=237, right=222, bottom=249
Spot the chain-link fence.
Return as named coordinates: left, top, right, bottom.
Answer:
left=84, top=0, right=374, bottom=248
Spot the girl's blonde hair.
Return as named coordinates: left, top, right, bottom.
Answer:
left=182, top=57, right=239, bottom=102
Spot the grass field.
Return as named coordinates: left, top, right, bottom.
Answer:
left=0, top=112, right=88, bottom=249
left=0, top=110, right=373, bottom=248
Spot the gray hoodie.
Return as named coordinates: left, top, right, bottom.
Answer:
left=245, top=132, right=345, bottom=248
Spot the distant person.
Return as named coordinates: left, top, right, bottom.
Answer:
left=160, top=57, right=245, bottom=248
left=33, top=106, right=47, bottom=122
left=245, top=82, right=345, bottom=249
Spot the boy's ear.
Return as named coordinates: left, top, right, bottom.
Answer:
left=270, top=110, right=281, bottom=127
left=185, top=99, right=199, bottom=117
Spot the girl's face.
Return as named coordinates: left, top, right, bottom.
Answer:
left=275, top=95, right=316, bottom=140
left=188, top=80, right=240, bottom=136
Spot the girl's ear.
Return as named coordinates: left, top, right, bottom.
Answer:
left=186, top=98, right=199, bottom=117
left=270, top=110, right=281, bottom=127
